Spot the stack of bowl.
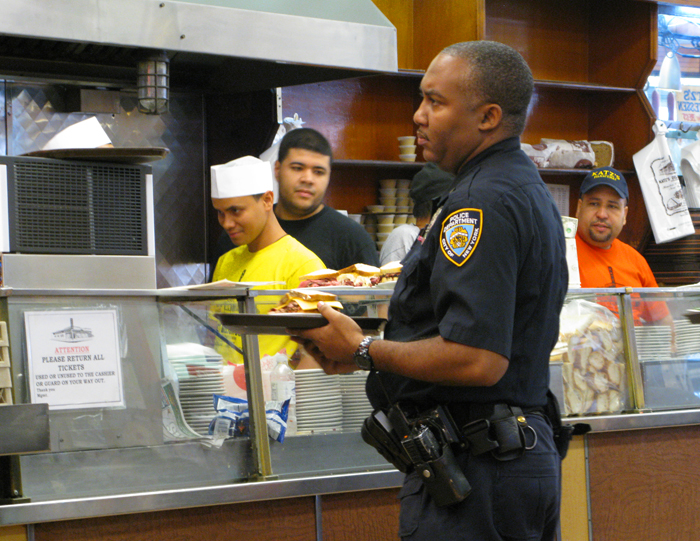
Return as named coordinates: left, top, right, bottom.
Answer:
left=363, top=178, right=417, bottom=251
left=398, top=136, right=417, bottom=162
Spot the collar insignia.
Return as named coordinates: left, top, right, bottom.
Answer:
left=440, top=209, right=482, bottom=266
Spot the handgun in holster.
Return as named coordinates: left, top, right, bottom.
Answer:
left=362, top=404, right=471, bottom=508
left=361, top=409, right=413, bottom=473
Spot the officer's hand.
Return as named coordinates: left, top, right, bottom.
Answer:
left=288, top=301, right=365, bottom=374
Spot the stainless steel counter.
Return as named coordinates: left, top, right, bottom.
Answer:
left=0, top=468, right=403, bottom=526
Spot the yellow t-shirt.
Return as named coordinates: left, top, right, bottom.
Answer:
left=212, top=234, right=325, bottom=364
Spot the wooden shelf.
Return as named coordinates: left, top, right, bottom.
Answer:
left=534, top=80, right=638, bottom=93
left=333, top=159, right=423, bottom=169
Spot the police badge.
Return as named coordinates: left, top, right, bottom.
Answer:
left=440, top=209, right=482, bottom=266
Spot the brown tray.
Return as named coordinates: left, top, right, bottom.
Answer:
left=22, top=147, right=170, bottom=164
left=216, top=313, right=386, bottom=335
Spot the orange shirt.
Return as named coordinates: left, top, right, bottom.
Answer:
left=575, top=233, right=669, bottom=324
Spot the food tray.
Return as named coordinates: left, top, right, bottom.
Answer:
left=216, top=313, right=386, bottom=335
left=23, top=147, right=170, bottom=164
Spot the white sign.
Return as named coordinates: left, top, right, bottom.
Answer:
left=24, top=309, right=124, bottom=410
left=676, top=87, right=700, bottom=123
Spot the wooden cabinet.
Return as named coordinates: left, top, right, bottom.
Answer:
left=282, top=0, right=658, bottom=249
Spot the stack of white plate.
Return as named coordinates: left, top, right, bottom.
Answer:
left=295, top=369, right=342, bottom=434
left=339, top=371, right=373, bottom=431
left=634, top=325, right=672, bottom=360
left=674, top=319, right=700, bottom=357
left=167, top=343, right=225, bottom=435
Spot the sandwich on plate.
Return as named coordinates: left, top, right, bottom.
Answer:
left=269, top=289, right=344, bottom=314
left=298, top=268, right=341, bottom=288
left=379, top=261, right=402, bottom=283
left=336, top=263, right=381, bottom=287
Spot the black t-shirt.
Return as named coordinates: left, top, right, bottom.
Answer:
left=367, top=137, right=568, bottom=410
left=277, top=206, right=378, bottom=270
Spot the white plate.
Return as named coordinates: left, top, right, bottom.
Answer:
left=297, top=403, right=343, bottom=412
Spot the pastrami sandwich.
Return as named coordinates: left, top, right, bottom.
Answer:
left=269, top=289, right=343, bottom=314
left=298, top=268, right=341, bottom=288
left=336, top=263, right=381, bottom=287
left=379, top=261, right=403, bottom=283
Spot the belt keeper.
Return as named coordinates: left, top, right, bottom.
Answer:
left=461, top=418, right=499, bottom=455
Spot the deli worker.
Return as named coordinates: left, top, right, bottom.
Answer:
left=292, top=41, right=567, bottom=540
left=210, top=156, right=324, bottom=364
left=575, top=166, right=674, bottom=327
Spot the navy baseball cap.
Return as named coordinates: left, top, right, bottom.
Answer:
left=579, top=166, right=628, bottom=200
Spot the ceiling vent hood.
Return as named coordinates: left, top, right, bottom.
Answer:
left=0, top=0, right=398, bottom=91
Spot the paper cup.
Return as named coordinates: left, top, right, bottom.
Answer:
left=379, top=178, right=397, bottom=189
left=399, top=154, right=417, bottom=162
left=398, top=136, right=416, bottom=145
left=399, top=145, right=417, bottom=154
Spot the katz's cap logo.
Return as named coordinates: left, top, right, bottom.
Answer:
left=440, top=209, right=482, bottom=266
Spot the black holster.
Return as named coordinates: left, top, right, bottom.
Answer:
left=362, top=405, right=471, bottom=508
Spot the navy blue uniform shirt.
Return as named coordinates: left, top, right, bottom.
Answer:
left=367, top=137, right=568, bottom=410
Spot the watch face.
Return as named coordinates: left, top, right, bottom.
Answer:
left=354, top=337, right=374, bottom=370
left=354, top=353, right=371, bottom=370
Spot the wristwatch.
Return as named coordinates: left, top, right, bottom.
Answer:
left=353, top=336, right=377, bottom=371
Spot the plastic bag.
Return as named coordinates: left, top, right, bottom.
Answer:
left=209, top=394, right=290, bottom=443
left=259, top=113, right=306, bottom=164
left=633, top=120, right=695, bottom=244
left=558, top=299, right=627, bottom=415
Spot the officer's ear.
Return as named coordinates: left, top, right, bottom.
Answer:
left=478, top=103, right=502, bottom=132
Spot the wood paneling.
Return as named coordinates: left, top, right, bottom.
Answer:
left=588, top=0, right=658, bottom=88
left=322, top=488, right=401, bottom=541
left=0, top=526, right=26, bottom=541
left=33, top=498, right=317, bottom=541
left=413, top=0, right=484, bottom=70
left=485, top=0, right=591, bottom=83
left=282, top=76, right=420, bottom=162
left=587, top=426, right=700, bottom=541
left=560, top=436, right=589, bottom=541
left=371, top=0, right=414, bottom=70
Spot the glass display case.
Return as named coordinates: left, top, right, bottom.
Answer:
left=556, top=287, right=700, bottom=419
left=1, top=285, right=700, bottom=525
left=0, top=286, right=394, bottom=509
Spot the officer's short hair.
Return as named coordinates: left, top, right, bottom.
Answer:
left=442, top=41, right=533, bottom=137
left=278, top=128, right=333, bottom=164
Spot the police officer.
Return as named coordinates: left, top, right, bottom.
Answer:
left=292, top=41, right=568, bottom=541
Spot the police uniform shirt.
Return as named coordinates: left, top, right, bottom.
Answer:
left=366, top=137, right=568, bottom=410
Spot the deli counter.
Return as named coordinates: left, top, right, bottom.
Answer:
left=1, top=285, right=700, bottom=535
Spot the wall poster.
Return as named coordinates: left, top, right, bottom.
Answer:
left=24, top=309, right=124, bottom=410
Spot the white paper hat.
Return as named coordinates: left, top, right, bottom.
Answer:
left=43, top=117, right=112, bottom=150
left=211, top=156, right=273, bottom=199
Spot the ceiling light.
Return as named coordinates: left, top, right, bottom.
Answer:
left=137, top=52, right=169, bottom=115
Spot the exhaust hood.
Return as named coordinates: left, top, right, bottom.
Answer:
left=0, top=0, right=398, bottom=91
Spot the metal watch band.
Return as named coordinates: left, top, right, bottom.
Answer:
left=354, top=335, right=377, bottom=371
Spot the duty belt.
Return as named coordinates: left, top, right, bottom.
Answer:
left=446, top=402, right=543, bottom=460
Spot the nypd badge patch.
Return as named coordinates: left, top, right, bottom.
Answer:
left=440, top=209, right=482, bottom=266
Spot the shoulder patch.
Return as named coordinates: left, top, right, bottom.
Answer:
left=440, top=209, right=482, bottom=266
